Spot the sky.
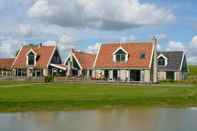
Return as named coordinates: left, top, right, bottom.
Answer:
left=0, top=0, right=197, bottom=64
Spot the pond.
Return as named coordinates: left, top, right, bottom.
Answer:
left=0, top=107, right=197, bottom=131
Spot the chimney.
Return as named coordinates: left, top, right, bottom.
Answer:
left=152, top=36, right=158, bottom=83
left=38, top=43, right=42, bottom=48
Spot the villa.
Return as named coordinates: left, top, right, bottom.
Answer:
left=92, top=41, right=157, bottom=83
left=0, top=58, right=15, bottom=77
left=11, top=44, right=66, bottom=79
left=0, top=38, right=188, bottom=82
left=157, top=51, right=188, bottom=81
left=64, top=49, right=96, bottom=79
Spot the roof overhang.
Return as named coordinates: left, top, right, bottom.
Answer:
left=50, top=64, right=67, bottom=70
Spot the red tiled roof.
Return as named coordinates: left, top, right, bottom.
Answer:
left=0, top=58, right=15, bottom=69
left=94, top=42, right=154, bottom=69
left=12, top=45, right=56, bottom=68
left=72, top=50, right=96, bottom=70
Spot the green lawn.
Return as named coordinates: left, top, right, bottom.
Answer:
left=0, top=81, right=197, bottom=112
left=189, top=65, right=197, bottom=76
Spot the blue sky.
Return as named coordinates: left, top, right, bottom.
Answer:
left=0, top=0, right=197, bottom=64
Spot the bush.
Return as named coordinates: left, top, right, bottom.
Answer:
left=44, top=75, right=54, bottom=83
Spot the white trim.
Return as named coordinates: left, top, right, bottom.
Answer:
left=157, top=54, right=168, bottom=66
left=72, top=52, right=83, bottom=70
left=64, top=52, right=72, bottom=65
left=112, top=46, right=128, bottom=55
left=112, top=46, right=128, bottom=62
left=149, top=43, right=154, bottom=68
left=174, top=72, right=176, bottom=81
left=50, top=64, right=67, bottom=70
left=26, top=48, right=37, bottom=56
left=93, top=44, right=101, bottom=68
left=180, top=53, right=185, bottom=71
left=47, top=46, right=57, bottom=68
left=11, top=47, right=23, bottom=68
left=26, top=49, right=37, bottom=66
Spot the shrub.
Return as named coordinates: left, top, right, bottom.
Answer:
left=44, top=75, right=54, bottom=83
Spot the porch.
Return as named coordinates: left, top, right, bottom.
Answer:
left=95, top=69, right=151, bottom=83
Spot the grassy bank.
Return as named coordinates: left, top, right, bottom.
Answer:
left=0, top=81, right=197, bottom=112
left=189, top=65, right=197, bottom=76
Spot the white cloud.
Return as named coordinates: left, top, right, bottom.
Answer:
left=156, top=33, right=167, bottom=40
left=57, top=34, right=79, bottom=50
left=165, top=35, right=197, bottom=64
left=192, top=35, right=197, bottom=46
left=167, top=41, right=185, bottom=51
left=87, top=42, right=101, bottom=53
left=0, top=37, right=25, bottom=57
left=17, top=24, right=33, bottom=37
left=28, top=0, right=175, bottom=30
left=43, top=40, right=57, bottom=46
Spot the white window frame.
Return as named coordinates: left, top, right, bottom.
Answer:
left=112, top=47, right=128, bottom=63
left=26, top=49, right=37, bottom=66
left=157, top=54, right=168, bottom=66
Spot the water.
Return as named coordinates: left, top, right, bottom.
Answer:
left=0, top=107, right=197, bottom=131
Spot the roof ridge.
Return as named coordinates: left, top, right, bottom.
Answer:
left=158, top=51, right=184, bottom=53
left=74, top=50, right=96, bottom=55
left=101, top=41, right=153, bottom=46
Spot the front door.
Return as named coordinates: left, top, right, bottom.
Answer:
left=130, top=70, right=141, bottom=81
left=113, top=70, right=118, bottom=80
left=104, top=70, right=109, bottom=80
left=166, top=71, right=174, bottom=80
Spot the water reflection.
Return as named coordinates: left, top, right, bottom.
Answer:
left=0, top=107, right=197, bottom=131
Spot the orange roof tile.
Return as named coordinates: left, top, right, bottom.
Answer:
left=73, top=50, right=96, bottom=70
left=94, top=42, right=154, bottom=69
left=0, top=58, right=14, bottom=69
left=12, top=45, right=56, bottom=68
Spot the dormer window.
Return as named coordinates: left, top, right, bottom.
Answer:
left=157, top=54, right=168, bottom=66
left=116, top=50, right=126, bottom=62
left=26, top=49, right=37, bottom=66
left=113, top=47, right=128, bottom=63
left=28, top=52, right=35, bottom=65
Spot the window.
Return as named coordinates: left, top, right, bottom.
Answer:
left=140, top=53, right=145, bottom=59
left=16, top=69, right=26, bottom=76
left=28, top=52, right=35, bottom=65
left=158, top=57, right=165, bottom=66
left=115, top=50, right=126, bottom=62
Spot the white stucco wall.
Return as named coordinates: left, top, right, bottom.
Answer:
left=175, top=72, right=184, bottom=81
left=144, top=70, right=151, bottom=82
left=109, top=70, right=113, bottom=80
left=43, top=68, right=48, bottom=76
left=158, top=71, right=166, bottom=81
left=92, top=70, right=96, bottom=78
left=119, top=70, right=127, bottom=81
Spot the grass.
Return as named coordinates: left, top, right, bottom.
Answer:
left=175, top=65, right=197, bottom=84
left=189, top=65, right=197, bottom=76
left=0, top=81, right=197, bottom=112
left=0, top=65, right=196, bottom=112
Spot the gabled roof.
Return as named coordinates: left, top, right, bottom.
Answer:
left=72, top=50, right=96, bottom=70
left=94, top=42, right=154, bottom=69
left=0, top=58, right=15, bottom=70
left=12, top=45, right=56, bottom=68
left=157, top=51, right=185, bottom=71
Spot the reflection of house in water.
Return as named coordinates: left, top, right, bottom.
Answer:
left=16, top=112, right=60, bottom=129
left=95, top=108, right=159, bottom=131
